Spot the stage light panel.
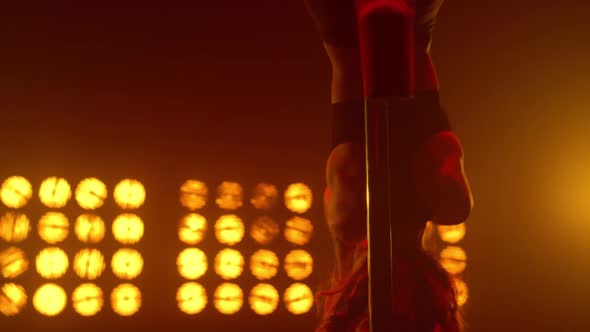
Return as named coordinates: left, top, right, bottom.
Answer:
left=111, top=283, right=141, bottom=316
left=284, top=183, right=312, bottom=214
left=113, top=179, right=145, bottom=210
left=284, top=216, right=313, bottom=246
left=0, top=212, right=31, bottom=243
left=75, top=178, right=108, bottom=210
left=249, top=283, right=279, bottom=316
left=33, top=283, right=67, bottom=316
left=38, top=212, right=69, bottom=244
left=215, top=181, right=243, bottom=210
left=214, top=283, right=243, bottom=315
left=0, top=176, right=33, bottom=209
left=180, top=180, right=208, bottom=211
left=112, top=214, right=144, bottom=245
left=177, top=248, right=207, bottom=280
left=73, top=249, right=106, bottom=280
left=72, top=283, right=103, bottom=317
left=39, top=177, right=72, bottom=209
left=214, top=215, right=244, bottom=246
left=178, top=213, right=207, bottom=245
left=177, top=282, right=207, bottom=315
left=36, top=247, right=69, bottom=279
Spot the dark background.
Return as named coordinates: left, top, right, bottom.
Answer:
left=1, top=1, right=589, bottom=331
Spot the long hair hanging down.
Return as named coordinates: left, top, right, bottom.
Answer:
left=315, top=240, right=464, bottom=332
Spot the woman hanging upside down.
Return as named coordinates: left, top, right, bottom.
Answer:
left=304, top=0, right=474, bottom=331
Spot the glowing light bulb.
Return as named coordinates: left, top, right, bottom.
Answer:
left=111, top=283, right=141, bottom=316
left=214, top=283, right=243, bottom=315
left=180, top=180, right=208, bottom=211
left=283, top=283, right=313, bottom=315
left=75, top=178, right=107, bottom=210
left=33, top=283, right=67, bottom=316
left=111, top=248, right=143, bottom=280
left=0, top=212, right=31, bottom=243
left=177, top=282, right=207, bottom=315
left=249, top=283, right=279, bottom=315
left=114, top=179, right=145, bottom=210
left=250, top=216, right=279, bottom=245
left=75, top=214, right=106, bottom=244
left=0, top=176, right=33, bottom=209
left=250, top=250, right=279, bottom=281
left=437, top=223, right=466, bottom=244
left=284, top=216, right=313, bottom=245
left=177, top=248, right=207, bottom=280
left=72, top=283, right=103, bottom=316
left=214, top=215, right=244, bottom=246
left=178, top=213, right=207, bottom=245
left=284, top=249, right=313, bottom=281
left=73, top=249, right=105, bottom=280
left=284, top=183, right=313, bottom=214
left=39, top=177, right=72, bottom=208
left=38, top=212, right=69, bottom=244
left=0, top=247, right=29, bottom=279
left=0, top=283, right=27, bottom=316
left=36, top=247, right=69, bottom=279
left=112, top=214, right=144, bottom=245
left=214, top=249, right=244, bottom=280
left=215, top=181, right=243, bottom=210
left=250, top=183, right=278, bottom=210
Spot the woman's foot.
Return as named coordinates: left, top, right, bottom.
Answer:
left=412, top=131, right=473, bottom=225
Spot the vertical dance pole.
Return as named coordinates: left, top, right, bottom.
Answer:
left=358, top=2, right=416, bottom=331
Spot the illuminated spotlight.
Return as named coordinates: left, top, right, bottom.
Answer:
left=0, top=247, right=28, bottom=279
left=437, top=223, right=466, bottom=244
left=75, top=214, right=105, bottom=244
left=180, top=180, right=208, bottom=211
left=249, top=283, right=279, bottom=316
left=33, top=283, right=67, bottom=316
left=0, top=283, right=27, bottom=316
left=214, top=215, right=244, bottom=246
left=214, top=283, right=243, bottom=315
left=284, top=216, right=313, bottom=246
left=72, top=283, right=103, bottom=317
left=177, top=248, right=207, bottom=280
left=114, top=179, right=146, bottom=210
left=214, top=249, right=244, bottom=280
left=0, top=212, right=31, bottom=243
left=283, top=283, right=314, bottom=315
left=284, top=249, right=313, bottom=281
left=111, top=283, right=141, bottom=316
left=38, top=212, right=69, bottom=244
left=178, top=213, right=207, bottom=245
left=111, top=248, right=144, bottom=280
left=112, top=214, right=144, bottom=245
left=250, top=183, right=279, bottom=211
left=454, top=277, right=469, bottom=307
left=74, top=249, right=105, bottom=280
left=250, top=216, right=279, bottom=245
left=75, top=178, right=108, bottom=210
left=0, top=176, right=32, bottom=209
left=250, top=249, right=279, bottom=281
left=215, top=181, right=243, bottom=210
left=177, top=282, right=207, bottom=315
left=39, top=177, right=72, bottom=209
left=284, top=183, right=313, bottom=214
left=36, top=247, right=69, bottom=279
left=421, top=221, right=437, bottom=251
left=439, top=246, right=467, bottom=275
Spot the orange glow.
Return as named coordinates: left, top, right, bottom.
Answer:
left=111, top=283, right=141, bottom=316
left=39, top=177, right=72, bottom=208
left=75, top=214, right=106, bottom=244
left=454, top=278, right=469, bottom=307
left=284, top=216, right=313, bottom=245
left=0, top=212, right=31, bottom=243
left=180, top=180, right=208, bottom=211
left=215, top=181, right=243, bottom=210
left=112, top=214, right=144, bottom=245
left=111, top=248, right=143, bottom=280
left=437, top=223, right=466, bottom=244
left=283, top=283, right=314, bottom=315
left=249, top=283, right=279, bottom=315
left=250, top=216, right=279, bottom=245
left=72, top=283, right=103, bottom=316
left=0, top=247, right=29, bottom=279
left=0, top=176, right=32, bottom=209
left=214, top=249, right=244, bottom=280
left=178, top=213, right=207, bottom=245
left=214, top=215, right=244, bottom=246
left=439, top=246, right=467, bottom=275
left=284, top=183, right=313, bottom=214
left=177, top=282, right=207, bottom=315
left=114, top=179, right=146, bottom=210
left=422, top=221, right=437, bottom=251
left=75, top=178, right=108, bottom=210
left=36, top=247, right=69, bottom=279
left=250, top=183, right=279, bottom=210
left=73, top=249, right=105, bottom=280
left=250, top=249, right=279, bottom=281
left=0, top=283, right=27, bottom=316
left=38, top=212, right=69, bottom=244
left=177, top=248, right=208, bottom=280
left=214, top=283, right=243, bottom=315
left=33, top=283, right=67, bottom=316
left=284, top=250, right=313, bottom=281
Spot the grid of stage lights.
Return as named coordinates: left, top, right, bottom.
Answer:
left=0, top=176, right=145, bottom=317
left=176, top=180, right=315, bottom=316
left=424, top=221, right=470, bottom=307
